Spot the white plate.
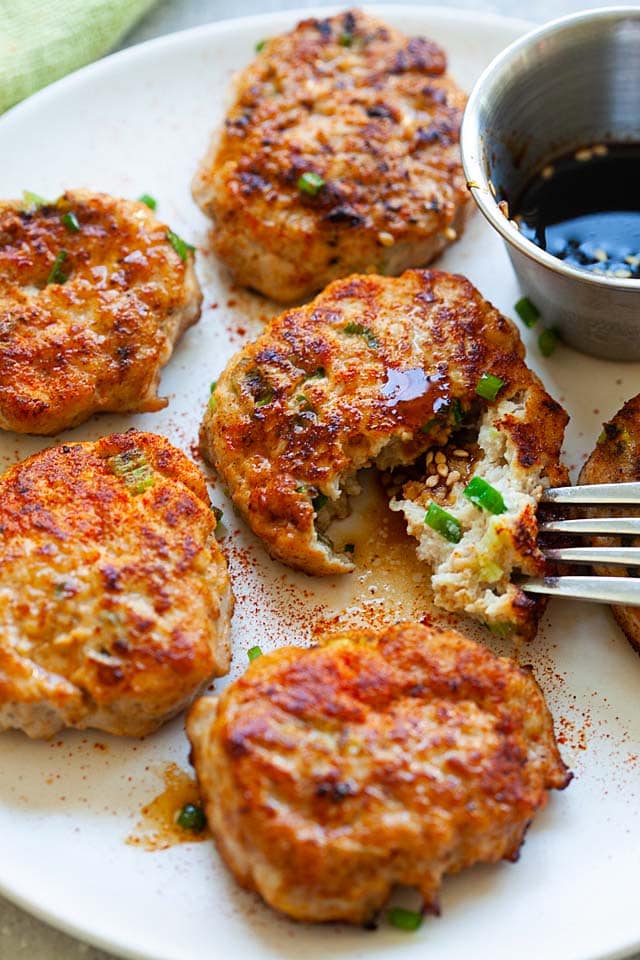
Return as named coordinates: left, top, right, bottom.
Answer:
left=1, top=7, right=639, bottom=960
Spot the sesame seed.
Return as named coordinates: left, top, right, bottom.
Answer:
left=592, top=144, right=608, bottom=156
left=593, top=248, right=608, bottom=262
left=575, top=148, right=592, bottom=162
left=444, top=227, right=457, bottom=241
left=437, top=463, right=449, bottom=478
left=453, top=448, right=469, bottom=458
left=625, top=255, right=640, bottom=267
left=377, top=231, right=395, bottom=247
left=488, top=180, right=497, bottom=197
left=426, top=450, right=434, bottom=464
left=497, top=200, right=509, bottom=218
left=446, top=470, right=461, bottom=486
left=425, top=475, right=439, bottom=488
left=434, top=451, right=446, bottom=464
left=613, top=268, right=633, bottom=278
left=541, top=164, right=554, bottom=180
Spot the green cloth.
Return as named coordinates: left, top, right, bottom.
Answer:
left=0, top=0, right=159, bottom=114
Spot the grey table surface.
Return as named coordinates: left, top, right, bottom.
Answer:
left=0, top=0, right=638, bottom=958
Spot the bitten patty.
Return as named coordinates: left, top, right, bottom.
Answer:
left=0, top=190, right=201, bottom=435
left=201, top=269, right=568, bottom=637
left=193, top=9, right=471, bottom=302
left=0, top=432, right=232, bottom=738
left=187, top=621, right=570, bottom=925
left=579, top=393, right=640, bottom=657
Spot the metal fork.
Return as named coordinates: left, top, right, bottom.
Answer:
left=522, top=482, right=640, bottom=605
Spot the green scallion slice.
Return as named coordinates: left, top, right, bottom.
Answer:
left=166, top=228, right=196, bottom=262
left=387, top=907, right=423, bottom=932
left=476, top=373, right=504, bottom=402
left=176, top=803, right=206, bottom=833
left=538, top=326, right=560, bottom=357
left=452, top=398, right=465, bottom=424
left=305, top=367, right=326, bottom=380
left=22, top=190, right=48, bottom=210
left=514, top=296, right=540, bottom=328
left=339, top=32, right=354, bottom=46
left=312, top=493, right=328, bottom=512
left=463, top=476, right=506, bottom=514
left=247, top=645, right=263, bottom=662
left=61, top=211, right=80, bottom=233
left=47, top=250, right=69, bottom=285
left=343, top=543, right=355, bottom=553
left=255, top=389, right=274, bottom=407
left=255, top=39, right=267, bottom=52
left=297, top=171, right=325, bottom=197
left=343, top=322, right=378, bottom=349
left=424, top=502, right=462, bottom=543
left=108, top=449, right=155, bottom=495
left=139, top=193, right=157, bottom=210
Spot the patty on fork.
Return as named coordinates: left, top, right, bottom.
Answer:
left=201, top=268, right=568, bottom=637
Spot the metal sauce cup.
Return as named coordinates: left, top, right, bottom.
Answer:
left=460, top=7, right=640, bottom=361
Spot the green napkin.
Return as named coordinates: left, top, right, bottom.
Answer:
left=0, top=0, right=159, bottom=114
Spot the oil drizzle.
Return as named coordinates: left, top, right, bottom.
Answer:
left=126, top=762, right=209, bottom=851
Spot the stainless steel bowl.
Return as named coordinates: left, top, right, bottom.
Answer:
left=460, top=7, right=640, bottom=361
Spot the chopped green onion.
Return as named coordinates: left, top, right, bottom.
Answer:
left=305, top=367, right=326, bottom=380
left=212, top=505, right=226, bottom=537
left=339, top=32, right=354, bottom=46
left=424, top=502, right=462, bottom=543
left=247, top=645, right=263, bottom=662
left=210, top=380, right=217, bottom=393
left=297, top=171, right=325, bottom=197
left=61, top=211, right=80, bottom=233
left=212, top=505, right=223, bottom=523
left=343, top=322, right=379, bottom=349
left=312, top=493, right=328, bottom=512
left=255, top=39, right=267, bottom=52
left=463, top=476, right=506, bottom=514
left=476, top=373, right=504, bottom=402
left=343, top=543, right=355, bottom=553
left=46, top=250, right=69, bottom=285
left=138, top=193, right=157, bottom=210
left=538, top=326, right=560, bottom=357
left=514, top=296, right=540, bottom=328
left=22, top=190, right=48, bottom=210
left=255, top=389, right=274, bottom=407
left=488, top=620, right=515, bottom=638
left=166, top=228, right=196, bottom=262
left=176, top=803, right=206, bottom=833
left=388, top=907, right=423, bottom=932
left=452, top=398, right=465, bottom=424
left=108, top=449, right=155, bottom=495
left=419, top=419, right=437, bottom=434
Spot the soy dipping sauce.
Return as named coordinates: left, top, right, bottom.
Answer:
left=512, top=143, right=640, bottom=279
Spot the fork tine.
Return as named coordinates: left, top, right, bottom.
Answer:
left=542, top=481, right=640, bottom=503
left=522, top=576, right=640, bottom=604
left=544, top=546, right=640, bottom=565
left=539, top=517, right=640, bottom=535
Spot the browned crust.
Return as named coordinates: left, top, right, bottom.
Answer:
left=0, top=191, right=201, bottom=435
left=579, top=394, right=640, bottom=656
left=187, top=620, right=570, bottom=925
left=193, top=9, right=472, bottom=302
left=0, top=431, right=233, bottom=738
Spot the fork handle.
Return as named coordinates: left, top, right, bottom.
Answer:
left=522, top=576, right=640, bottom=605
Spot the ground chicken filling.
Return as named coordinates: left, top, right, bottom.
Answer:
left=385, top=397, right=548, bottom=633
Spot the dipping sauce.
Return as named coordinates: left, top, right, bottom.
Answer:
left=513, top=143, right=640, bottom=279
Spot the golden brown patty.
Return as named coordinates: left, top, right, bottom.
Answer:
left=201, top=268, right=568, bottom=634
left=0, top=431, right=232, bottom=738
left=193, top=9, right=470, bottom=303
left=0, top=190, right=201, bottom=435
left=579, top=394, right=640, bottom=656
left=187, top=621, right=570, bottom=925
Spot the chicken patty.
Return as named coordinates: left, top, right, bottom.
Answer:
left=579, top=394, right=640, bottom=656
left=201, top=269, right=568, bottom=636
left=0, top=190, right=201, bottom=435
left=193, top=9, right=470, bottom=303
left=0, top=431, right=232, bottom=739
left=187, top=621, right=570, bottom=925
